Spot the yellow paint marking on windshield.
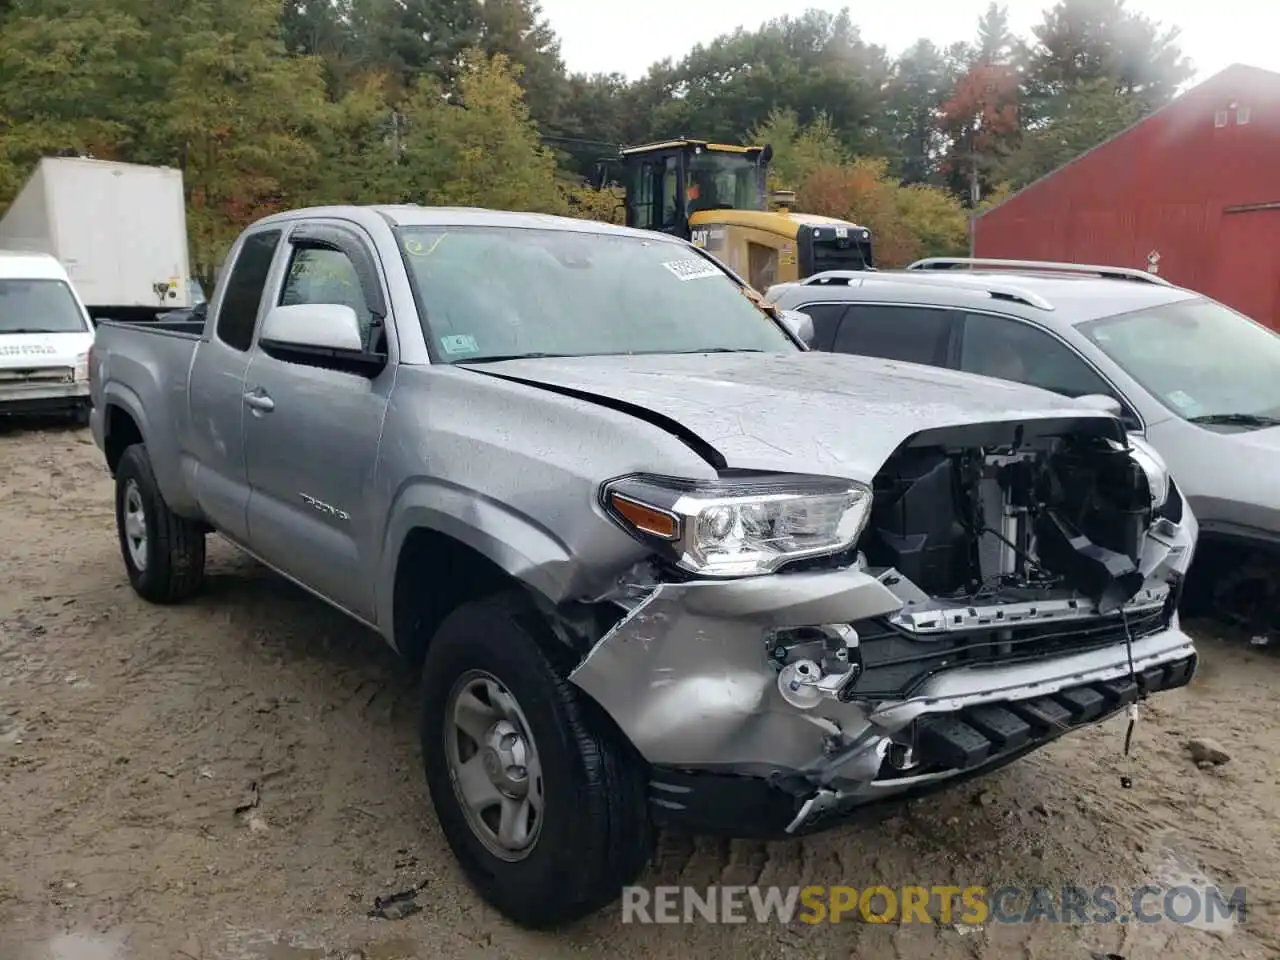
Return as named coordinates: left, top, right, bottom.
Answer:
left=405, top=234, right=448, bottom=258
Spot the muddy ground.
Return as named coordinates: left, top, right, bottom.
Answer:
left=1, top=422, right=1277, bottom=960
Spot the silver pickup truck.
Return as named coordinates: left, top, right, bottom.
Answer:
left=90, top=205, right=1199, bottom=928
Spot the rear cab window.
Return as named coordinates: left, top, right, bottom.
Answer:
left=215, top=230, right=283, bottom=351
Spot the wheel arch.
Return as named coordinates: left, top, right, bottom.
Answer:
left=379, top=483, right=580, bottom=668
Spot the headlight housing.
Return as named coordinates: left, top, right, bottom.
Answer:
left=1126, top=434, right=1169, bottom=509
left=73, top=351, right=90, bottom=382
left=600, top=473, right=873, bottom=577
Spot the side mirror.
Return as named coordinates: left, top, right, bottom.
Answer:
left=262, top=303, right=362, bottom=351
left=778, top=308, right=815, bottom=348
left=190, top=301, right=208, bottom=324
left=258, top=303, right=385, bottom=377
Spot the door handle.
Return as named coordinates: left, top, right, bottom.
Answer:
left=243, top=390, right=275, bottom=413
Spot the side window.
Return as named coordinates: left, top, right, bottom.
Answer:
left=959, top=312, right=1116, bottom=400
left=631, top=161, right=656, bottom=230
left=279, top=245, right=375, bottom=350
left=833, top=304, right=955, bottom=366
left=660, top=155, right=680, bottom=228
left=794, top=302, right=849, bottom=352
left=216, top=229, right=282, bottom=352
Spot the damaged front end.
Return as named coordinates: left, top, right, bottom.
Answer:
left=569, top=416, right=1198, bottom=838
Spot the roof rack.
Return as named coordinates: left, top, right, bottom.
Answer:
left=804, top=267, right=1054, bottom=311
left=800, top=270, right=867, bottom=286
left=906, top=257, right=1173, bottom=287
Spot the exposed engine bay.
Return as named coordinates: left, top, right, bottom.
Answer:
left=866, top=425, right=1158, bottom=612
left=760, top=422, right=1189, bottom=706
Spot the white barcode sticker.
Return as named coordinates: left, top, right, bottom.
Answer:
left=662, top=258, right=721, bottom=281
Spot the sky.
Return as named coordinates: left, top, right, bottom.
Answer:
left=538, top=0, right=1276, bottom=85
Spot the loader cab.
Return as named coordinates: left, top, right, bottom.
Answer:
left=618, top=139, right=771, bottom=240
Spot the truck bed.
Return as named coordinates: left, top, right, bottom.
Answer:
left=89, top=319, right=203, bottom=510
left=96, top=316, right=205, bottom=337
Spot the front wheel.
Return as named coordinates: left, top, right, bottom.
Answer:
left=114, top=443, right=206, bottom=604
left=420, top=592, right=653, bottom=928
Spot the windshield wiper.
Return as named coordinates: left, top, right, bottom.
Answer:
left=669, top=348, right=767, bottom=354
left=455, top=352, right=573, bottom=364
left=1, top=327, right=66, bottom=334
left=1188, top=412, right=1280, bottom=427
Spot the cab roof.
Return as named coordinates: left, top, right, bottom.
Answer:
left=0, top=249, right=71, bottom=281
left=620, top=139, right=763, bottom=156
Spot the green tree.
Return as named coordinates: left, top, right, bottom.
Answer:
left=1003, top=77, right=1146, bottom=186
left=625, top=8, right=892, bottom=157
left=1024, top=0, right=1193, bottom=110
left=747, top=108, right=846, bottom=193
left=0, top=0, right=151, bottom=194
left=476, top=0, right=565, bottom=126
left=883, top=40, right=958, bottom=183
left=347, top=0, right=482, bottom=93
left=397, top=52, right=565, bottom=213
left=975, top=2, right=1017, bottom=65
left=146, top=0, right=329, bottom=283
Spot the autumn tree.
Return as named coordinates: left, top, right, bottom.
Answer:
left=940, top=62, right=1020, bottom=206
left=798, top=159, right=967, bottom=268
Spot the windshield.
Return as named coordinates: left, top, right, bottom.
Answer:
left=1078, top=297, right=1280, bottom=423
left=687, top=151, right=767, bottom=213
left=0, top=278, right=87, bottom=334
left=396, top=226, right=797, bottom=362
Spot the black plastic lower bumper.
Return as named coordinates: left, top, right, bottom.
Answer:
left=0, top=396, right=89, bottom=417
left=648, top=653, right=1197, bottom=839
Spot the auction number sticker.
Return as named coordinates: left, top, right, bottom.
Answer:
left=662, top=258, right=721, bottom=281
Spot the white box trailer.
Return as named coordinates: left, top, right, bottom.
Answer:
left=0, top=157, right=194, bottom=319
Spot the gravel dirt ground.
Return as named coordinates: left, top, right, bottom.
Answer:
left=1, top=422, right=1278, bottom=960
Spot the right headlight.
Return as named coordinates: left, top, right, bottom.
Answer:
left=1126, top=434, right=1170, bottom=509
left=600, top=473, right=873, bottom=578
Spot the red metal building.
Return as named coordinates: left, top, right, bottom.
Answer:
left=972, top=64, right=1280, bottom=330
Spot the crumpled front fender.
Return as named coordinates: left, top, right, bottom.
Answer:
left=568, top=565, right=903, bottom=775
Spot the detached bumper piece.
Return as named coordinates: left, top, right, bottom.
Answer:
left=906, top=652, right=1196, bottom=773
left=645, top=653, right=1196, bottom=839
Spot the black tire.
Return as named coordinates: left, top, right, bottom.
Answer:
left=114, top=443, right=206, bottom=604
left=70, top=402, right=91, bottom=427
left=420, top=591, right=652, bottom=928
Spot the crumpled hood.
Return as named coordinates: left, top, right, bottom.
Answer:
left=471, top=351, right=1117, bottom=482
left=1223, top=423, right=1280, bottom=453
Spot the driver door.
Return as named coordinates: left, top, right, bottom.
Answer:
left=241, top=222, right=393, bottom=621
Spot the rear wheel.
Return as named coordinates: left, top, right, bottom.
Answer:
left=114, top=444, right=206, bottom=603
left=420, top=591, right=653, bottom=928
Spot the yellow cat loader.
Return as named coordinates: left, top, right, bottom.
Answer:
left=594, top=138, right=873, bottom=291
